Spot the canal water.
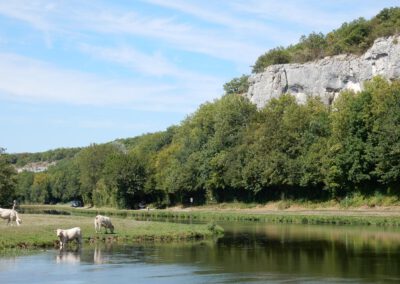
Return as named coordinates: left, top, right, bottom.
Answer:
left=1, top=222, right=400, bottom=283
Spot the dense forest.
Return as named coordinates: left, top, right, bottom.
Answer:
left=1, top=77, right=399, bottom=208
left=1, top=8, right=400, bottom=208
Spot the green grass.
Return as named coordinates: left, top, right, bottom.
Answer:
left=0, top=214, right=223, bottom=252
left=21, top=204, right=400, bottom=227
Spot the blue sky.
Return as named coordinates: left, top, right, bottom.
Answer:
left=1, top=1, right=399, bottom=153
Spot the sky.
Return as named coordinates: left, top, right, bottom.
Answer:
left=1, top=1, right=399, bottom=153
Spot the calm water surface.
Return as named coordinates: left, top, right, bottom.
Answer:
left=1, top=222, right=400, bottom=283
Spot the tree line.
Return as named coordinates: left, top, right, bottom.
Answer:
left=2, top=77, right=400, bottom=208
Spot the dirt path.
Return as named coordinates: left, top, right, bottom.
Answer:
left=172, top=205, right=400, bottom=217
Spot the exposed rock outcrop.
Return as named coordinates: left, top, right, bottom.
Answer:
left=246, top=35, right=400, bottom=107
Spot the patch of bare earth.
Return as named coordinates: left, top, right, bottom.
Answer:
left=167, top=203, right=400, bottom=217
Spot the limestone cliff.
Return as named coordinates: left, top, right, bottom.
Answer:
left=246, top=35, right=400, bottom=107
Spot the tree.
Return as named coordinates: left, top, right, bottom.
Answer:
left=15, top=171, right=34, bottom=203
left=326, top=88, right=376, bottom=196
left=30, top=172, right=50, bottom=204
left=366, top=78, right=400, bottom=191
left=223, top=75, right=250, bottom=95
left=48, top=159, right=81, bottom=203
left=0, top=148, right=17, bottom=207
left=76, top=143, right=120, bottom=205
left=102, top=153, right=147, bottom=208
left=252, top=47, right=291, bottom=73
left=236, top=95, right=331, bottom=201
left=296, top=32, right=327, bottom=62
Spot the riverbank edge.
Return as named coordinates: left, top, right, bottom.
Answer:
left=21, top=204, right=400, bottom=226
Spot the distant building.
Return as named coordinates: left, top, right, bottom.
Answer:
left=16, top=161, right=57, bottom=173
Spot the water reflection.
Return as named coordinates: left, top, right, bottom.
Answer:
left=56, top=249, right=81, bottom=264
left=93, top=245, right=103, bottom=264
left=121, top=223, right=400, bottom=282
left=93, top=243, right=115, bottom=264
left=217, top=223, right=400, bottom=281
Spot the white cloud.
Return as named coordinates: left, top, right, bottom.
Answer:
left=79, top=44, right=187, bottom=78
left=78, top=43, right=225, bottom=88
left=77, top=10, right=264, bottom=64
left=0, top=0, right=397, bottom=66
left=0, top=1, right=265, bottom=65
left=144, top=0, right=286, bottom=35
left=0, top=53, right=221, bottom=113
left=0, top=1, right=53, bottom=31
left=230, top=0, right=396, bottom=32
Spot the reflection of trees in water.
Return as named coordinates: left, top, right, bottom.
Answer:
left=210, top=227, right=400, bottom=280
left=226, top=223, right=400, bottom=252
left=134, top=227, right=400, bottom=281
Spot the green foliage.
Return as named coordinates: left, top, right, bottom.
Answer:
left=206, top=222, right=224, bottom=235
left=155, top=94, right=257, bottom=204
left=0, top=148, right=17, bottom=207
left=295, top=32, right=327, bottom=62
left=101, top=153, right=147, bottom=209
left=223, top=75, right=250, bottom=95
left=47, top=159, right=80, bottom=203
left=29, top=173, right=51, bottom=204
left=252, top=47, right=291, bottom=73
left=252, top=7, right=400, bottom=73
left=365, top=78, right=400, bottom=187
left=76, top=143, right=120, bottom=205
left=326, top=89, right=375, bottom=194
left=15, top=171, right=34, bottom=203
left=235, top=95, right=331, bottom=201
left=325, top=77, right=400, bottom=197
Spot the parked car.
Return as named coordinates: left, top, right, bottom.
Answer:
left=70, top=200, right=82, bottom=208
left=138, top=201, right=147, bottom=209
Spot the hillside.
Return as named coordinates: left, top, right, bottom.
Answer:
left=2, top=7, right=400, bottom=210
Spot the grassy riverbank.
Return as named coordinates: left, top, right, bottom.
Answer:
left=21, top=204, right=400, bottom=227
left=0, top=214, right=223, bottom=252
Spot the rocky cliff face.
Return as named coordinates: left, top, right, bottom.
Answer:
left=246, top=35, right=400, bottom=107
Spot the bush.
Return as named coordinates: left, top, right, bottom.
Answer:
left=252, top=47, right=291, bottom=73
left=206, top=222, right=224, bottom=235
left=223, top=75, right=250, bottom=95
